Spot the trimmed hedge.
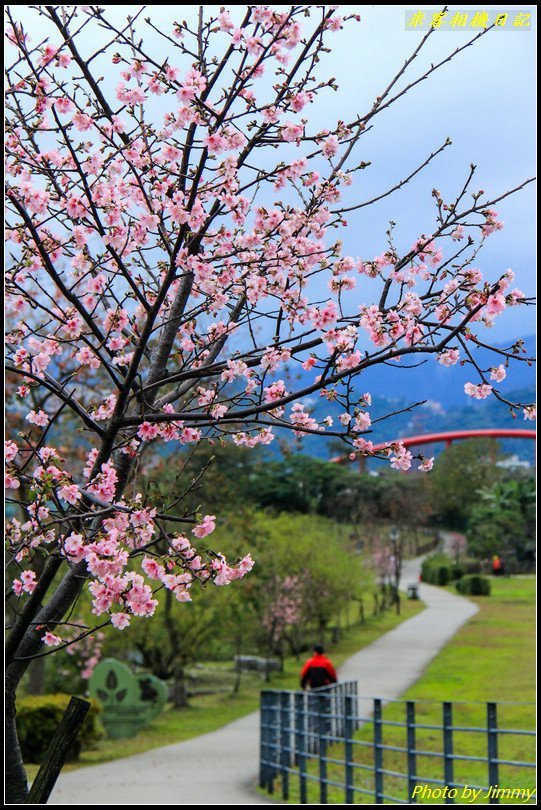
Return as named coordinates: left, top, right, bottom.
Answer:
left=16, top=693, right=104, bottom=764
left=421, top=553, right=455, bottom=585
left=421, top=552, right=478, bottom=586
left=455, top=575, right=491, bottom=596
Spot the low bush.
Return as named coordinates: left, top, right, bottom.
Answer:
left=450, top=563, right=464, bottom=580
left=421, top=552, right=467, bottom=586
left=455, top=575, right=491, bottom=596
left=16, top=693, right=103, bottom=764
left=421, top=554, right=448, bottom=585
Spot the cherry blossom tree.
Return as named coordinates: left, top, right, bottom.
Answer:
left=4, top=5, right=535, bottom=800
left=261, top=575, right=303, bottom=673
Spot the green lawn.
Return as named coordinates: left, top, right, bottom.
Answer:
left=273, top=577, right=536, bottom=805
left=25, top=597, right=423, bottom=783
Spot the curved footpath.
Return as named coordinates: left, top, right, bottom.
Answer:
left=50, top=550, right=478, bottom=805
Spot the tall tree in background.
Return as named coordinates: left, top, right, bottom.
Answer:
left=4, top=6, right=535, bottom=800
left=430, top=438, right=503, bottom=528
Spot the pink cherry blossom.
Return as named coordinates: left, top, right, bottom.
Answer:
left=75, top=346, right=100, bottom=369
left=281, top=121, right=304, bottom=142
left=54, top=97, right=75, bottom=115
left=450, top=224, right=465, bottom=241
left=490, top=365, right=506, bottom=382
left=464, top=382, right=493, bottom=400
left=63, top=533, right=87, bottom=563
left=38, top=44, right=59, bottom=67
left=192, top=515, right=216, bottom=539
left=72, top=111, right=94, bottom=131
left=481, top=209, right=504, bottom=236
left=264, top=380, right=288, bottom=404
left=5, top=441, right=18, bottom=463
left=302, top=356, right=317, bottom=371
left=6, top=474, right=22, bottom=497
left=141, top=557, right=165, bottom=580
left=437, top=349, right=459, bottom=366
left=12, top=579, right=24, bottom=597
left=58, top=483, right=82, bottom=505
left=353, top=411, right=371, bottom=432
left=110, top=612, right=131, bottom=630
left=14, top=570, right=38, bottom=594
left=137, top=422, right=160, bottom=441
left=42, top=631, right=62, bottom=646
left=87, top=463, right=118, bottom=502
left=322, top=135, right=339, bottom=158
left=390, top=447, right=413, bottom=471
left=312, top=301, right=338, bottom=329
left=26, top=410, right=49, bottom=427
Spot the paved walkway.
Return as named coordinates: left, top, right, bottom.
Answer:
left=50, top=550, right=477, bottom=805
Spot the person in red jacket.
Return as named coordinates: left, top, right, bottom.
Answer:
left=300, top=644, right=338, bottom=690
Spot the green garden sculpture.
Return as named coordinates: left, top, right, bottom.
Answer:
left=88, top=658, right=168, bottom=739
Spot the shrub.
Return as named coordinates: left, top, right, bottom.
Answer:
left=421, top=553, right=449, bottom=585
left=16, top=693, right=103, bottom=764
left=421, top=552, right=467, bottom=586
left=450, top=564, right=464, bottom=580
left=456, top=575, right=491, bottom=596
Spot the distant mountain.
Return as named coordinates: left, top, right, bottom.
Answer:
left=352, top=334, right=536, bottom=409
left=273, top=334, right=536, bottom=463
left=276, top=385, right=536, bottom=464
left=286, top=334, right=535, bottom=411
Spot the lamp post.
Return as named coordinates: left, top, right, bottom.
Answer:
left=389, top=526, right=401, bottom=615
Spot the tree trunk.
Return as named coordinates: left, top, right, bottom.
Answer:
left=163, top=590, right=190, bottom=708
left=5, top=676, right=30, bottom=804
left=171, top=664, right=189, bottom=709
left=233, top=633, right=242, bottom=695
left=5, top=559, right=88, bottom=802
left=395, top=587, right=401, bottom=615
left=27, top=656, right=46, bottom=696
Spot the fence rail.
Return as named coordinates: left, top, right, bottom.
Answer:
left=259, top=684, right=536, bottom=805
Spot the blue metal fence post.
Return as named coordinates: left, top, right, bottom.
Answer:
left=262, top=691, right=277, bottom=794
left=318, top=692, right=328, bottom=804
left=295, top=692, right=308, bottom=804
left=407, top=701, right=417, bottom=803
left=260, top=691, right=270, bottom=790
left=280, top=692, right=290, bottom=800
left=443, top=702, right=454, bottom=803
left=268, top=691, right=278, bottom=794
left=344, top=694, right=355, bottom=804
left=374, top=698, right=384, bottom=804
left=352, top=681, right=360, bottom=732
left=487, top=702, right=499, bottom=804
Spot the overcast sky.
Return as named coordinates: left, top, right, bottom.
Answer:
left=308, top=4, right=537, bottom=341
left=10, top=4, right=537, bottom=340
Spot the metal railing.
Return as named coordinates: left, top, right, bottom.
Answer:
left=259, top=685, right=536, bottom=804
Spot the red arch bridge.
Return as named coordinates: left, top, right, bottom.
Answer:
left=333, top=428, right=536, bottom=471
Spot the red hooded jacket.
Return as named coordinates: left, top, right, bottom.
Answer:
left=300, top=652, right=337, bottom=690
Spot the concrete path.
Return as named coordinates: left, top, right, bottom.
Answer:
left=339, top=555, right=478, bottom=722
left=50, top=551, right=477, bottom=805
